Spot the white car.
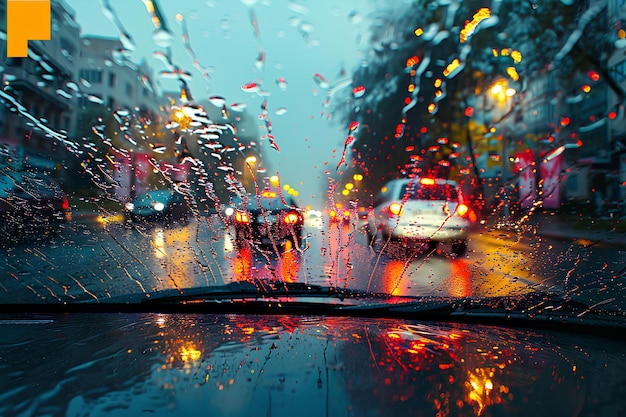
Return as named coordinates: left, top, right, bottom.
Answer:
left=367, top=178, right=470, bottom=255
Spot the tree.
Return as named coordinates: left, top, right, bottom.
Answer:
left=335, top=0, right=622, bottom=200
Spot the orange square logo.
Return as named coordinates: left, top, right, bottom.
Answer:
left=7, top=0, right=51, bottom=57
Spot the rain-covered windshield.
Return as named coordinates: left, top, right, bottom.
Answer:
left=0, top=0, right=624, bottom=322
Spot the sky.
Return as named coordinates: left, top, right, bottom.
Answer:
left=64, top=0, right=374, bottom=206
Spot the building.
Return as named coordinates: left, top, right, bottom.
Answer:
left=76, top=36, right=161, bottom=114
left=0, top=0, right=81, bottom=170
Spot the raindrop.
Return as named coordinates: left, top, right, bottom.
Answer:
left=153, top=29, right=174, bottom=48
left=347, top=11, right=362, bottom=24
left=40, top=60, right=54, bottom=73
left=299, top=22, right=314, bottom=34
left=288, top=2, right=309, bottom=15
left=231, top=103, right=248, bottom=112
left=312, top=73, right=329, bottom=89
left=352, top=85, right=365, bottom=98
left=209, top=96, right=227, bottom=107
left=87, top=95, right=105, bottom=105
left=242, top=82, right=260, bottom=93
left=57, top=88, right=72, bottom=100
left=65, top=81, right=79, bottom=92
left=276, top=77, right=288, bottom=90
left=275, top=107, right=288, bottom=116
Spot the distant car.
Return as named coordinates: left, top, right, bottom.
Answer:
left=232, top=191, right=303, bottom=248
left=305, top=209, right=324, bottom=229
left=0, top=166, right=71, bottom=237
left=367, top=177, right=470, bottom=255
left=125, top=190, right=190, bottom=223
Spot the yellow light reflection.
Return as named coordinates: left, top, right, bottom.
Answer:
left=460, top=8, right=491, bottom=43
left=443, top=58, right=460, bottom=77
left=506, top=66, right=519, bottom=81
left=179, top=344, right=202, bottom=363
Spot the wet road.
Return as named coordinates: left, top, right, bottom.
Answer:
left=0, top=215, right=623, bottom=308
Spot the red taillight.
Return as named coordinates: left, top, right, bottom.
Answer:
left=62, top=197, right=70, bottom=211
left=456, top=203, right=469, bottom=217
left=283, top=211, right=300, bottom=225
left=235, top=210, right=250, bottom=224
left=388, top=203, right=404, bottom=216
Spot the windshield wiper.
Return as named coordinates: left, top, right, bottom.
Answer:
left=1, top=285, right=623, bottom=340
left=364, top=292, right=626, bottom=339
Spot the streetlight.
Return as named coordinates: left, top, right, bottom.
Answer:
left=243, top=155, right=257, bottom=192
left=488, top=79, right=517, bottom=221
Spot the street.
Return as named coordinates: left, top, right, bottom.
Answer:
left=1, top=215, right=624, bottom=309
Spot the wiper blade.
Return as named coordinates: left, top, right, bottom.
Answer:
left=370, top=292, right=626, bottom=339
left=136, top=280, right=381, bottom=305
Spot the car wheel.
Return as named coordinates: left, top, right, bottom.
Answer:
left=452, top=240, right=467, bottom=256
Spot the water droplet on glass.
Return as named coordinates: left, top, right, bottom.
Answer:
left=56, top=89, right=72, bottom=100
left=275, top=107, right=288, bottom=116
left=242, top=82, right=260, bottom=93
left=352, top=85, right=365, bottom=98
left=231, top=103, right=248, bottom=112
left=87, top=95, right=105, bottom=105
left=209, top=96, right=227, bottom=107
left=347, top=11, right=362, bottom=24
left=276, top=77, right=288, bottom=91
left=312, top=73, right=329, bottom=89
left=153, top=29, right=174, bottom=48
left=288, top=2, right=310, bottom=15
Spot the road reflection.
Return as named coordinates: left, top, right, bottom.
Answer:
left=0, top=213, right=611, bottom=304
left=227, top=245, right=301, bottom=283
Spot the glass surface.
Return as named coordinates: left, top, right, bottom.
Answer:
left=0, top=0, right=623, bottom=312
left=1, top=0, right=626, bottom=414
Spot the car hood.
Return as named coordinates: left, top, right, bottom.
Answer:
left=0, top=312, right=624, bottom=417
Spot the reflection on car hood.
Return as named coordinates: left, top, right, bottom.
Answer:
left=0, top=313, right=624, bottom=417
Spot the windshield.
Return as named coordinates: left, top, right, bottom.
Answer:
left=0, top=0, right=624, bottom=324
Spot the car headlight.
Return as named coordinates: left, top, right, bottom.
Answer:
left=125, top=202, right=134, bottom=211
left=224, top=207, right=234, bottom=216
left=153, top=202, right=165, bottom=211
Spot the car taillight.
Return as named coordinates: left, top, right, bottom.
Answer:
left=388, top=203, right=403, bottom=216
left=283, top=211, right=300, bottom=224
left=343, top=210, right=350, bottom=218
left=235, top=210, right=250, bottom=224
left=329, top=210, right=337, bottom=219
left=62, top=197, right=70, bottom=211
left=456, top=203, right=469, bottom=217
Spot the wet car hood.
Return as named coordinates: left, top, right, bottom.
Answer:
left=1, top=312, right=624, bottom=417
